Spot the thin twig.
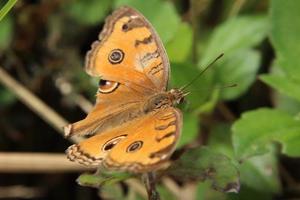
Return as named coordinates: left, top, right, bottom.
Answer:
left=0, top=67, right=66, bottom=132
left=0, top=152, right=148, bottom=198
left=73, top=94, right=93, bottom=113
left=0, top=67, right=80, bottom=143
left=162, top=178, right=197, bottom=200
left=55, top=76, right=93, bottom=113
left=179, top=183, right=197, bottom=200
left=142, top=172, right=160, bottom=200
left=0, top=152, right=92, bottom=173
left=162, top=177, right=181, bottom=197
left=229, top=0, right=246, bottom=17
left=0, top=185, right=44, bottom=199
left=126, top=179, right=148, bottom=199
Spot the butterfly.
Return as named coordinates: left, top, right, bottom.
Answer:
left=64, top=6, right=187, bottom=173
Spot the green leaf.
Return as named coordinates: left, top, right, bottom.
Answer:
left=196, top=182, right=227, bottom=200
left=200, top=15, right=268, bottom=66
left=260, top=74, right=300, bottom=103
left=0, top=15, right=13, bottom=50
left=166, top=22, right=193, bottom=63
left=0, top=0, right=18, bottom=21
left=168, top=147, right=240, bottom=193
left=273, top=93, right=300, bottom=116
left=194, top=88, right=219, bottom=114
left=157, top=185, right=177, bottom=200
left=270, top=0, right=300, bottom=81
left=226, top=186, right=273, bottom=200
left=239, top=151, right=280, bottom=194
left=67, top=0, right=112, bottom=25
left=101, top=184, right=125, bottom=199
left=114, top=0, right=180, bottom=43
left=216, top=49, right=260, bottom=100
left=208, top=124, right=280, bottom=199
left=226, top=152, right=279, bottom=200
left=177, top=111, right=198, bottom=147
left=208, top=123, right=234, bottom=158
left=198, top=15, right=267, bottom=102
left=260, top=60, right=300, bottom=107
left=262, top=0, right=300, bottom=103
left=232, top=108, right=300, bottom=161
left=77, top=172, right=132, bottom=187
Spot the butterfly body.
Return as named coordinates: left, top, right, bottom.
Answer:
left=143, top=89, right=184, bottom=113
left=65, top=6, right=184, bottom=173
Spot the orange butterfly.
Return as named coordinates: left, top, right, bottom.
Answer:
left=64, top=6, right=186, bottom=173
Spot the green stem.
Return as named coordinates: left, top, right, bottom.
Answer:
left=0, top=0, right=18, bottom=21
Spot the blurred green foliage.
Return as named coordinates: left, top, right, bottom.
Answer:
left=0, top=16, right=13, bottom=50
left=201, top=15, right=268, bottom=100
left=233, top=108, right=300, bottom=159
left=0, top=86, right=16, bottom=106
left=260, top=0, right=300, bottom=101
left=67, top=0, right=112, bottom=25
left=1, top=0, right=300, bottom=199
left=77, top=171, right=133, bottom=187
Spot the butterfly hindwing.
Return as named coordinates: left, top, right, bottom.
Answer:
left=105, top=107, right=182, bottom=172
left=66, top=107, right=182, bottom=173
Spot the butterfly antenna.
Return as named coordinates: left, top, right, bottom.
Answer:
left=186, top=83, right=238, bottom=92
left=180, top=53, right=224, bottom=91
left=212, top=83, right=237, bottom=90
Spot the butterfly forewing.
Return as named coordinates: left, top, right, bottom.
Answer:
left=85, top=6, right=170, bottom=92
left=64, top=6, right=172, bottom=138
left=64, top=84, right=144, bottom=137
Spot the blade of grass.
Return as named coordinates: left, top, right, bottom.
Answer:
left=0, top=0, right=18, bottom=21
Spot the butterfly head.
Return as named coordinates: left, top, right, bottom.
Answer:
left=169, top=88, right=188, bottom=105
